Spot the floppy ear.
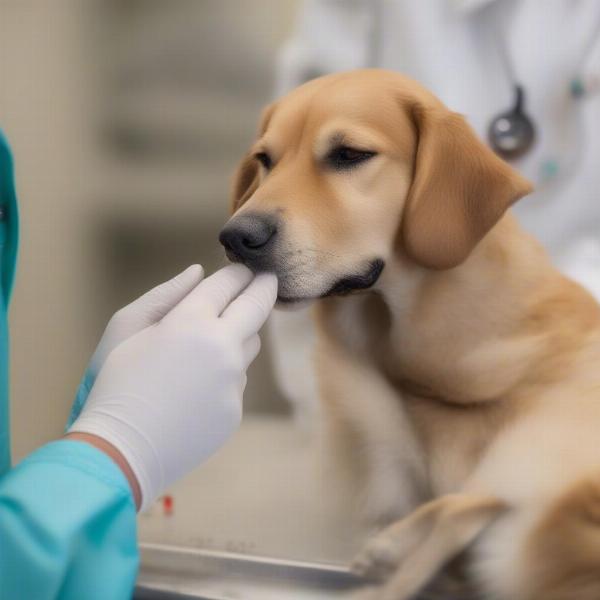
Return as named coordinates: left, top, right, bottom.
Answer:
left=402, top=105, right=533, bottom=269
left=229, top=103, right=276, bottom=214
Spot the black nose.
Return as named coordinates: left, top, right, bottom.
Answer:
left=219, top=214, right=278, bottom=265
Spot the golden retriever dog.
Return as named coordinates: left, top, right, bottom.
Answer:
left=219, top=69, right=600, bottom=600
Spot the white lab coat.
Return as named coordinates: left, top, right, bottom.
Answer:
left=269, top=0, right=600, bottom=424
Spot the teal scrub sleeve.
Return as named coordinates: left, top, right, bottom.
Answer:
left=0, top=129, right=19, bottom=476
left=66, top=369, right=95, bottom=429
left=0, top=440, right=139, bottom=600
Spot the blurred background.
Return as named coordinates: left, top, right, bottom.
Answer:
left=1, top=0, right=298, bottom=462
left=2, top=1, right=600, bottom=591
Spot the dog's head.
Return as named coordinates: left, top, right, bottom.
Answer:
left=220, top=69, right=532, bottom=304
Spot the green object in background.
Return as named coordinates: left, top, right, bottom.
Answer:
left=0, top=130, right=19, bottom=475
left=570, top=77, right=586, bottom=99
left=540, top=157, right=560, bottom=181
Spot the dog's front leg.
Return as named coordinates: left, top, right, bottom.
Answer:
left=317, top=336, right=426, bottom=526
left=351, top=493, right=507, bottom=600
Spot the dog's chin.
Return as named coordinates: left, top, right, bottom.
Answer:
left=275, top=258, right=385, bottom=308
left=274, top=297, right=315, bottom=311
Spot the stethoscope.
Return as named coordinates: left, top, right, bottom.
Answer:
left=366, top=0, right=600, bottom=172
left=488, top=13, right=600, bottom=162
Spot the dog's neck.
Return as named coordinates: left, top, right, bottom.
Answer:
left=372, top=213, right=600, bottom=404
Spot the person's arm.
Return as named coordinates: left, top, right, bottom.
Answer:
left=0, top=267, right=203, bottom=599
left=0, top=264, right=277, bottom=599
left=65, top=432, right=142, bottom=509
left=0, top=440, right=138, bottom=600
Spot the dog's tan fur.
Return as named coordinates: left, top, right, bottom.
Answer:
left=226, top=69, right=600, bottom=599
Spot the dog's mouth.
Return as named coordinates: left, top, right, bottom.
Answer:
left=322, top=259, right=385, bottom=297
left=276, top=258, right=385, bottom=305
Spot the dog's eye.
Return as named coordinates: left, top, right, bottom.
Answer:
left=327, top=146, right=376, bottom=170
left=255, top=152, right=272, bottom=170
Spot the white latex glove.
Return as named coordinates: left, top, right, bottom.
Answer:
left=68, top=264, right=278, bottom=511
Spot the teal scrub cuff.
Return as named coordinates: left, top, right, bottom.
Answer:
left=1, top=439, right=138, bottom=600
left=18, top=439, right=133, bottom=500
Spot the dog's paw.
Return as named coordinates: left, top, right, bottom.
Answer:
left=351, top=534, right=404, bottom=581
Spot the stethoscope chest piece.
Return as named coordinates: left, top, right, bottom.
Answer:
left=487, top=85, right=536, bottom=160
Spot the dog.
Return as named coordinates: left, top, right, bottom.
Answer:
left=219, top=69, right=600, bottom=600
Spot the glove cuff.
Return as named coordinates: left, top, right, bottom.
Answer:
left=68, top=409, right=162, bottom=512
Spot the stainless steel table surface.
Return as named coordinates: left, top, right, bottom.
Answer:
left=134, top=543, right=367, bottom=599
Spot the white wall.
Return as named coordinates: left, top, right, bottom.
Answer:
left=0, top=1, right=100, bottom=461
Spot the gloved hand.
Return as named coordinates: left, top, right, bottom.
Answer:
left=68, top=265, right=205, bottom=425
left=68, top=264, right=278, bottom=511
left=89, top=264, right=206, bottom=378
